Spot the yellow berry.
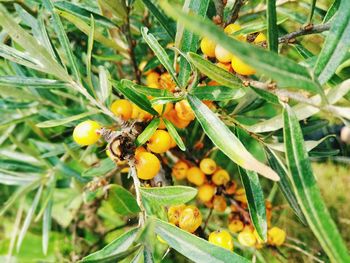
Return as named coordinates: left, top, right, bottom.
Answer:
left=234, top=188, right=248, bottom=203
left=187, top=167, right=206, bottom=186
left=253, top=33, right=266, bottom=44
left=178, top=205, right=202, bottom=233
left=160, top=72, right=176, bottom=92
left=146, top=71, right=160, bottom=86
left=198, top=184, right=216, bottom=202
left=73, top=120, right=101, bottom=146
left=169, top=136, right=177, bottom=148
left=213, top=195, right=227, bottom=212
left=224, top=23, right=246, bottom=41
left=175, top=100, right=195, bottom=121
left=228, top=219, right=244, bottom=233
left=131, top=104, right=152, bottom=120
left=147, top=130, right=172, bottom=154
left=168, top=204, right=186, bottom=225
left=268, top=227, right=286, bottom=246
left=199, top=158, right=217, bottom=175
left=135, top=146, right=147, bottom=156
left=208, top=230, right=234, bottom=251
left=212, top=169, right=230, bottom=186
left=238, top=228, right=257, bottom=247
left=172, top=161, right=189, bottom=180
left=231, top=54, right=256, bottom=75
left=110, top=99, right=133, bottom=120
left=153, top=103, right=173, bottom=116
left=200, top=37, right=216, bottom=57
left=215, top=45, right=233, bottom=63
left=135, top=152, right=160, bottom=180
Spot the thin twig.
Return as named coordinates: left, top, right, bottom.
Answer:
left=278, top=23, right=331, bottom=44
left=283, top=243, right=324, bottom=263
left=129, top=160, right=146, bottom=226
left=226, top=0, right=246, bottom=25
left=202, top=208, right=213, bottom=232
left=213, top=0, right=225, bottom=25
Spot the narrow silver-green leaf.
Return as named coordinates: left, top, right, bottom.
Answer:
left=80, top=227, right=139, bottom=262
left=140, top=186, right=197, bottom=206
left=191, top=85, right=244, bottom=101
left=154, top=218, right=249, bottom=263
left=107, top=185, right=141, bottom=215
left=161, top=2, right=322, bottom=95
left=314, top=1, right=350, bottom=84
left=42, top=199, right=52, bottom=255
left=141, top=27, right=180, bottom=87
left=187, top=94, right=279, bottom=181
left=81, top=245, right=142, bottom=263
left=283, top=103, right=350, bottom=262
left=136, top=118, right=160, bottom=146
left=238, top=168, right=267, bottom=241
left=0, top=76, right=66, bottom=87
left=267, top=0, right=278, bottom=52
left=163, top=118, right=186, bottom=151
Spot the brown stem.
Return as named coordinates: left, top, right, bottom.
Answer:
left=213, top=0, right=225, bottom=25
left=278, top=23, right=331, bottom=44
left=226, top=0, right=246, bottom=25
left=230, top=199, right=251, bottom=224
left=125, top=6, right=141, bottom=83
left=202, top=208, right=213, bottom=232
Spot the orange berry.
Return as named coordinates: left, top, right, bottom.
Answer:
left=135, top=146, right=147, bottom=156
left=146, top=71, right=160, bottom=86
left=215, top=45, right=233, bottom=63
left=169, top=136, right=177, bottom=148
left=168, top=204, right=186, bottom=225
left=198, top=184, right=216, bottom=202
left=165, top=109, right=191, bottom=129
left=231, top=54, right=256, bottom=75
left=178, top=205, right=202, bottom=233
left=212, top=169, right=230, bottom=185
left=199, top=158, right=217, bottom=175
left=110, top=99, right=133, bottom=120
left=225, top=181, right=237, bottom=195
left=234, top=188, right=248, bottom=203
left=200, top=37, right=216, bottom=58
left=208, top=230, right=234, bottom=251
left=187, top=167, right=205, bottom=186
left=228, top=219, right=244, bottom=233
left=172, top=161, right=189, bottom=180
left=216, top=62, right=232, bottom=72
left=175, top=100, right=195, bottom=121
left=213, top=195, right=227, bottom=212
left=147, top=130, right=172, bottom=153
left=160, top=72, right=176, bottom=92
left=135, top=152, right=160, bottom=180
left=73, top=120, right=101, bottom=146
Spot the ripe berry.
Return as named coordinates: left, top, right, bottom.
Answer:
left=135, top=152, right=160, bottom=180
left=160, top=72, right=176, bottom=92
left=175, top=100, right=195, bottom=121
left=198, top=184, right=216, bottom=202
left=199, top=158, right=217, bottom=175
left=168, top=204, right=186, bottom=225
left=178, top=205, right=202, bottom=233
left=135, top=146, right=147, bottom=156
left=131, top=104, right=152, bottom=120
left=208, top=230, right=234, bottom=251
left=111, top=99, right=133, bottom=120
left=228, top=219, right=244, bottom=233
left=187, top=166, right=205, bottom=186
left=165, top=109, right=191, bottom=129
left=216, top=62, right=232, bottom=72
left=172, top=160, right=189, bottom=180
left=147, top=130, right=172, bottom=153
left=213, top=195, right=227, bottom=212
left=224, top=23, right=246, bottom=41
left=200, top=37, right=216, bottom=58
left=73, top=120, right=101, bottom=146
left=153, top=103, right=173, bottom=116
left=212, top=169, right=230, bottom=186
left=234, top=188, right=248, bottom=203
left=231, top=54, right=256, bottom=76
left=267, top=227, right=286, bottom=246
left=225, top=181, right=237, bottom=195
left=215, top=45, right=233, bottom=63
left=253, top=33, right=266, bottom=44
left=238, top=227, right=257, bottom=247
left=146, top=71, right=160, bottom=87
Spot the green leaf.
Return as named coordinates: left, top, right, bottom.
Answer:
left=188, top=52, right=244, bottom=91
left=187, top=94, right=279, bottom=181
left=265, top=148, right=306, bottom=225
left=163, top=118, right=186, bottom=151
left=107, top=185, right=141, bottom=215
left=42, top=0, right=80, bottom=82
left=238, top=168, right=267, bottom=241
left=161, top=2, right=322, bottom=95
left=83, top=158, right=116, bottom=178
left=314, top=1, right=350, bottom=84
left=80, top=227, right=140, bottom=262
left=323, top=0, right=340, bottom=23
left=128, top=83, right=173, bottom=98
left=191, top=85, right=244, bottom=101
left=0, top=76, right=66, bottom=88
left=142, top=0, right=175, bottom=39
left=97, top=0, right=127, bottom=21
left=154, top=218, right=249, bottom=263
left=177, top=0, right=210, bottom=87
left=98, top=66, right=112, bottom=105
left=0, top=9, right=69, bottom=81
left=113, top=80, right=159, bottom=116
left=136, top=118, right=160, bottom=146
left=267, top=0, right=278, bottom=52
left=283, top=103, right=350, bottom=262
left=307, top=0, right=317, bottom=23
left=36, top=110, right=99, bottom=128
left=140, top=186, right=197, bottom=206
left=141, top=27, right=180, bottom=87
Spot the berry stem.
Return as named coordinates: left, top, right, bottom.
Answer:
left=202, top=207, right=213, bottom=232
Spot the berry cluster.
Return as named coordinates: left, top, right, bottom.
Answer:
left=200, top=23, right=266, bottom=76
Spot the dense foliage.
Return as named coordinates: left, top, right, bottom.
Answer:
left=0, top=0, right=349, bottom=262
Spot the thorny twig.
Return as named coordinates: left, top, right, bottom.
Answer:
left=226, top=0, right=246, bottom=25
